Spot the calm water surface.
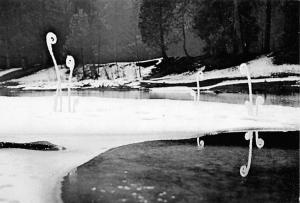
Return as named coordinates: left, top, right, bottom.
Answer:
left=1, top=88, right=299, bottom=107
left=62, top=132, right=299, bottom=203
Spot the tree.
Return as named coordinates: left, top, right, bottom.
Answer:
left=65, top=9, right=93, bottom=77
left=193, top=0, right=259, bottom=56
left=172, top=0, right=198, bottom=58
left=282, top=0, right=298, bottom=49
left=0, top=0, right=21, bottom=68
left=139, top=0, right=175, bottom=59
left=233, top=0, right=243, bottom=54
left=264, top=0, right=271, bottom=53
left=130, top=0, right=142, bottom=77
left=0, top=0, right=73, bottom=69
left=193, top=0, right=234, bottom=56
left=238, top=0, right=259, bottom=54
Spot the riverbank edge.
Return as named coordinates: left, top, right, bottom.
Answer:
left=1, top=75, right=299, bottom=95
left=60, top=130, right=299, bottom=203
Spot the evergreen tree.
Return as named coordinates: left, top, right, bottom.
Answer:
left=0, top=0, right=20, bottom=68
left=193, top=0, right=234, bottom=56
left=139, top=0, right=175, bottom=59
left=193, top=0, right=259, bottom=56
left=282, top=0, right=299, bottom=49
left=264, top=0, right=271, bottom=53
left=65, top=9, right=92, bottom=77
left=238, top=0, right=259, bottom=54
left=172, top=0, right=196, bottom=58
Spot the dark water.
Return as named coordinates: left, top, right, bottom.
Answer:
left=1, top=88, right=299, bottom=107
left=150, top=91, right=300, bottom=107
left=62, top=131, right=299, bottom=203
left=0, top=88, right=150, bottom=99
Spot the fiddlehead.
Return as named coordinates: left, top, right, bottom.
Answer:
left=197, top=137, right=204, bottom=149
left=255, top=96, right=265, bottom=149
left=46, top=32, right=58, bottom=69
left=239, top=63, right=253, bottom=116
left=255, top=131, right=264, bottom=149
left=46, top=32, right=62, bottom=112
left=240, top=131, right=253, bottom=177
left=66, top=55, right=75, bottom=112
left=196, top=66, right=205, bottom=102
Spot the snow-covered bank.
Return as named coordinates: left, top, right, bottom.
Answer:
left=199, top=76, right=300, bottom=90
left=144, top=56, right=300, bottom=84
left=0, top=96, right=299, bottom=203
left=5, top=56, right=300, bottom=91
left=0, top=68, right=22, bottom=77
left=8, top=60, right=159, bottom=90
left=149, top=77, right=300, bottom=93
left=0, top=96, right=299, bottom=135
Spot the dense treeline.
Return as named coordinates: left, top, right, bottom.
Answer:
left=0, top=0, right=298, bottom=70
left=139, top=0, right=299, bottom=62
left=0, top=0, right=73, bottom=68
left=0, top=0, right=152, bottom=69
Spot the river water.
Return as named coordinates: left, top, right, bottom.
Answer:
left=61, top=131, right=299, bottom=203
left=0, top=88, right=299, bottom=107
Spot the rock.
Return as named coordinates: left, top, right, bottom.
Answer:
left=0, top=141, right=66, bottom=151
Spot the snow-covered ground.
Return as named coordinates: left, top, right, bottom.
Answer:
left=0, top=96, right=299, bottom=203
left=199, top=76, right=300, bottom=90
left=6, top=56, right=300, bottom=91
left=0, top=56, right=299, bottom=203
left=0, top=68, right=22, bottom=77
left=145, top=56, right=300, bottom=84
left=9, top=60, right=159, bottom=90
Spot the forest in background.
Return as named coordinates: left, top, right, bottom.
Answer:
left=0, top=0, right=298, bottom=70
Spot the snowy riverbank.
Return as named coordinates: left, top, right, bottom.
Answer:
left=0, top=56, right=299, bottom=203
left=141, top=56, right=300, bottom=92
left=2, top=56, right=299, bottom=92
left=0, top=96, right=299, bottom=203
left=145, top=56, right=300, bottom=83
left=5, top=59, right=159, bottom=90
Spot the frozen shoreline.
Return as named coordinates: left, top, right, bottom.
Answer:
left=3, top=56, right=298, bottom=91
left=0, top=96, right=299, bottom=203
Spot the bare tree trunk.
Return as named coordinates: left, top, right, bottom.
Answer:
left=134, top=23, right=142, bottom=78
left=132, top=0, right=142, bottom=78
left=114, top=37, right=119, bottom=78
left=104, top=67, right=110, bottom=79
left=135, top=50, right=142, bottom=78
left=182, top=17, right=190, bottom=58
left=41, top=52, right=46, bottom=69
left=233, top=0, right=243, bottom=55
left=17, top=49, right=24, bottom=69
left=113, top=0, right=119, bottom=78
left=5, top=43, right=10, bottom=69
left=4, top=26, right=10, bottom=69
left=159, top=6, right=168, bottom=59
left=182, top=0, right=190, bottom=58
left=99, top=34, right=109, bottom=80
left=20, top=46, right=27, bottom=69
left=114, top=34, right=117, bottom=65
left=21, top=57, right=26, bottom=69
left=264, top=0, right=271, bottom=53
left=97, top=35, right=101, bottom=75
left=40, top=0, right=46, bottom=68
left=135, top=38, right=142, bottom=78
left=81, top=47, right=85, bottom=79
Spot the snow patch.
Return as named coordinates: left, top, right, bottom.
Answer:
left=0, top=68, right=22, bottom=77
left=143, top=56, right=300, bottom=84
left=0, top=96, right=299, bottom=203
left=200, top=76, right=300, bottom=90
left=9, top=59, right=160, bottom=90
